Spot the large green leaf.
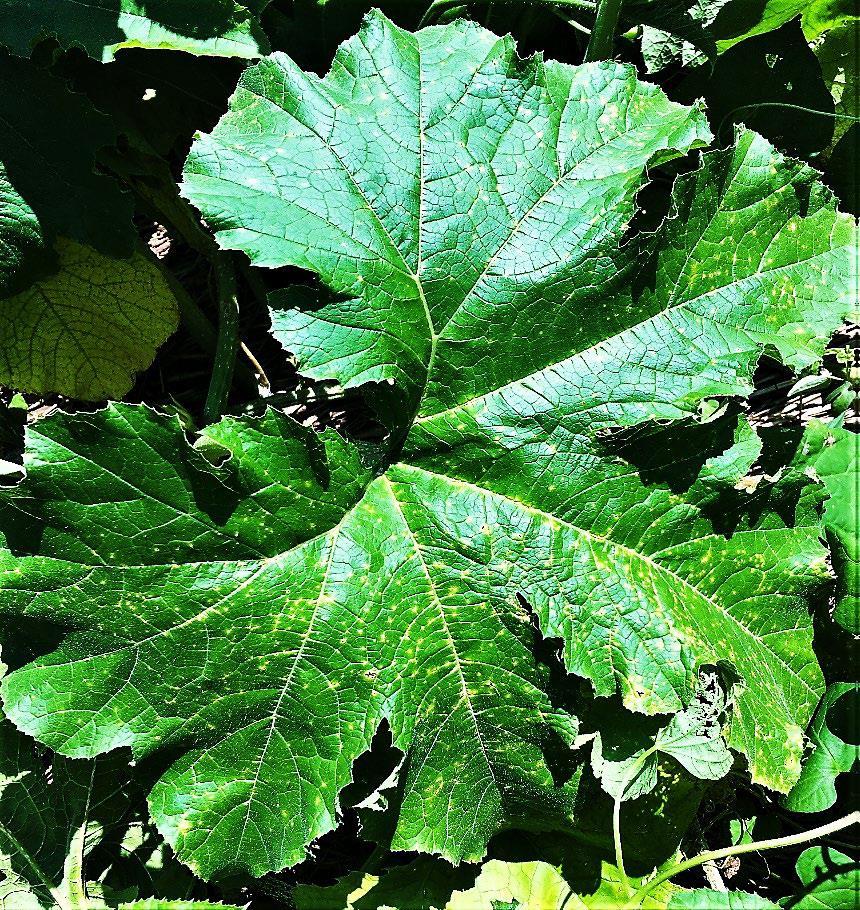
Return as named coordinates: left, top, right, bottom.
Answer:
left=2, top=12, right=855, bottom=882
left=0, top=51, right=134, bottom=295
left=0, top=0, right=269, bottom=62
left=0, top=405, right=578, bottom=879
left=184, top=12, right=712, bottom=420
left=0, top=240, right=178, bottom=399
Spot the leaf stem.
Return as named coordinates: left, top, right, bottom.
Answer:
left=612, top=746, right=655, bottom=896
left=203, top=257, right=240, bottom=424
left=631, top=811, right=860, bottom=904
left=584, top=0, right=623, bottom=59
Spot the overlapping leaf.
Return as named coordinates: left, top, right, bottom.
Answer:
left=789, top=847, right=859, bottom=910
left=0, top=716, right=134, bottom=910
left=784, top=683, right=858, bottom=813
left=0, top=0, right=269, bottom=62
left=802, top=422, right=859, bottom=633
left=445, top=859, right=679, bottom=909
left=0, top=240, right=178, bottom=399
left=0, top=52, right=178, bottom=398
left=591, top=675, right=733, bottom=802
left=1, top=11, right=856, bottom=882
left=0, top=51, right=134, bottom=294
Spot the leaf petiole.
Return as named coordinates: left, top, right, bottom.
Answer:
left=584, top=0, right=624, bottom=60
left=203, top=256, right=240, bottom=424
left=630, top=811, right=860, bottom=905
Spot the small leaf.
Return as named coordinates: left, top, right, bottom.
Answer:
left=0, top=240, right=178, bottom=399
left=784, top=684, right=858, bottom=814
left=592, top=675, right=733, bottom=802
left=788, top=847, right=859, bottom=910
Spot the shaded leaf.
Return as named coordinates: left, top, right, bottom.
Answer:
left=784, top=684, right=858, bottom=813
left=0, top=716, right=135, bottom=910
left=0, top=0, right=269, bottom=62
left=0, top=51, right=134, bottom=295
left=787, top=847, right=859, bottom=910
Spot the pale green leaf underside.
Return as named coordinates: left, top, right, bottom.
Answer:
left=0, top=0, right=269, bottom=62
left=118, top=902, right=245, bottom=910
left=0, top=239, right=178, bottom=399
left=446, top=859, right=679, bottom=909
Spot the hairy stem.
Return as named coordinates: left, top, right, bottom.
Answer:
left=584, top=0, right=623, bottom=60
left=204, top=257, right=240, bottom=424
left=632, top=812, right=860, bottom=904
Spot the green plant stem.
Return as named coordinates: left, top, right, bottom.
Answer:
left=613, top=747, right=656, bottom=896
left=203, top=257, right=240, bottom=424
left=718, top=102, right=860, bottom=139
left=631, top=811, right=860, bottom=904
left=584, top=0, right=623, bottom=59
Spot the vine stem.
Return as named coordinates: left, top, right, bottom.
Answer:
left=717, top=102, right=860, bottom=140
left=584, top=0, right=623, bottom=60
left=631, top=811, right=860, bottom=905
left=203, top=257, right=240, bottom=424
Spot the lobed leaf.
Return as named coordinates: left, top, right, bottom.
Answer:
left=1, top=11, right=856, bottom=881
